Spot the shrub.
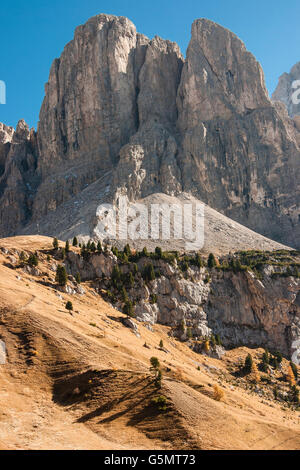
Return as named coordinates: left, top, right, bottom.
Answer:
left=155, top=247, right=163, bottom=259
left=187, top=327, right=193, bottom=339
left=290, top=385, right=299, bottom=404
left=287, top=365, right=296, bottom=387
left=251, top=362, right=261, bottom=384
left=75, top=272, right=81, bottom=284
left=204, top=340, right=210, bottom=353
left=150, top=293, right=157, bottom=304
left=213, top=385, right=225, bottom=402
left=159, top=340, right=164, bottom=349
left=290, top=362, right=298, bottom=380
left=151, top=395, right=167, bottom=412
left=28, top=253, right=38, bottom=267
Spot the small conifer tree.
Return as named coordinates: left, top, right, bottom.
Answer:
left=53, top=238, right=59, bottom=250
left=55, top=265, right=68, bottom=286
left=207, top=253, right=217, bottom=268
left=244, top=354, right=253, bottom=374
left=66, top=301, right=73, bottom=313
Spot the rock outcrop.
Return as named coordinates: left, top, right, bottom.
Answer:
left=63, top=248, right=300, bottom=362
left=272, top=62, right=300, bottom=118
left=0, top=14, right=299, bottom=249
left=0, top=120, right=38, bottom=236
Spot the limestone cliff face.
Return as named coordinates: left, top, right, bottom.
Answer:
left=176, top=19, right=300, bottom=248
left=64, top=249, right=300, bottom=362
left=0, top=120, right=38, bottom=236
left=0, top=14, right=299, bottom=248
left=272, top=62, right=300, bottom=118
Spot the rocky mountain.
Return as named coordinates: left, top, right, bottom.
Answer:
left=272, top=62, right=300, bottom=118
left=0, top=14, right=299, bottom=249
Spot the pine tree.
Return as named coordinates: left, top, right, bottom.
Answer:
left=244, top=354, right=253, bottom=374
left=121, top=287, right=129, bottom=302
left=75, top=272, right=81, bottom=284
left=52, top=238, right=59, bottom=250
left=72, top=237, right=78, bottom=247
left=195, top=253, right=203, bottom=268
left=155, top=369, right=162, bottom=389
left=215, top=334, right=222, bottom=346
left=155, top=247, right=163, bottom=259
left=128, top=272, right=135, bottom=289
left=65, top=240, right=70, bottom=253
left=207, top=253, right=217, bottom=268
left=150, top=357, right=160, bottom=377
left=187, top=328, right=193, bottom=339
left=55, top=265, right=68, bottom=286
left=132, top=263, right=138, bottom=275
left=97, top=241, right=102, bottom=253
left=143, top=263, right=155, bottom=282
left=123, top=300, right=134, bottom=317
left=90, top=242, right=96, bottom=252
left=19, top=251, right=27, bottom=263
left=124, top=244, right=132, bottom=257
left=66, top=301, right=73, bottom=313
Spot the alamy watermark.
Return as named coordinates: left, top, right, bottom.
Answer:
left=95, top=196, right=204, bottom=251
left=291, top=80, right=300, bottom=105
left=0, top=340, right=6, bottom=364
left=0, top=80, right=6, bottom=105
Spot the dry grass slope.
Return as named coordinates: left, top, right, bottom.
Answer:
left=0, top=236, right=299, bottom=450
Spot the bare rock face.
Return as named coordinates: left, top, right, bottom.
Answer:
left=0, top=14, right=299, bottom=249
left=272, top=62, right=300, bottom=118
left=0, top=120, right=38, bottom=237
left=176, top=19, right=300, bottom=248
left=65, top=250, right=300, bottom=361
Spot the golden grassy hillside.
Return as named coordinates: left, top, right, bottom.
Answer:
left=0, top=236, right=299, bottom=450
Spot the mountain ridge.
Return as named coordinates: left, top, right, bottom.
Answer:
left=0, top=14, right=299, bottom=249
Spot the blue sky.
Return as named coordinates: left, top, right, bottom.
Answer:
left=1, top=0, right=300, bottom=129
